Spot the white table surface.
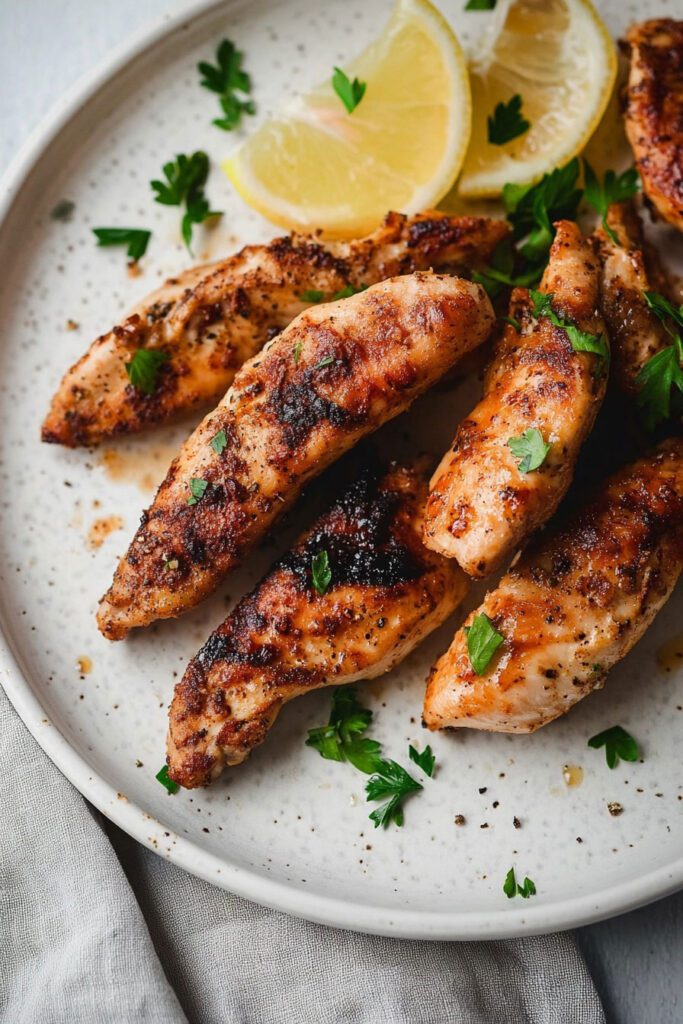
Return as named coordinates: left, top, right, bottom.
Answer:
left=2, top=2, right=681, bottom=1021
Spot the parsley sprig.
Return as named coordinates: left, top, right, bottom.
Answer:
left=588, top=725, right=640, bottom=769
left=488, top=94, right=530, bottom=146
left=408, top=744, right=436, bottom=777
left=306, top=687, right=424, bottom=828
left=198, top=38, right=256, bottom=131
left=504, top=157, right=583, bottom=265
left=125, top=349, right=169, bottom=394
left=530, top=290, right=609, bottom=361
left=583, top=161, right=640, bottom=246
left=151, top=152, right=221, bottom=253
left=311, top=550, right=332, bottom=595
left=508, top=428, right=551, bottom=473
left=332, top=67, right=366, bottom=114
left=635, top=291, right=683, bottom=428
left=504, top=867, right=536, bottom=899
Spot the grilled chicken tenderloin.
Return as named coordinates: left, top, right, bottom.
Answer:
left=97, top=272, right=494, bottom=640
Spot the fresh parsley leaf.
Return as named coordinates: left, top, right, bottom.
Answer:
left=366, top=760, right=422, bottom=828
left=500, top=316, right=521, bottom=332
left=93, top=227, right=151, bottom=262
left=187, top=478, right=209, bottom=506
left=293, top=340, right=303, bottom=365
left=503, top=867, right=517, bottom=898
left=51, top=199, right=75, bottom=222
left=332, top=66, right=366, bottom=114
left=156, top=764, right=179, bottom=794
left=588, top=725, right=639, bottom=769
left=504, top=866, right=536, bottom=899
left=465, top=0, right=496, bottom=8
left=300, top=289, right=325, bottom=303
left=408, top=744, right=436, bottom=777
left=305, top=687, right=382, bottom=772
left=332, top=283, right=367, bottom=300
left=583, top=161, right=640, bottom=245
left=198, top=39, right=255, bottom=130
left=503, top=158, right=582, bottom=264
left=472, top=239, right=542, bottom=300
left=124, top=348, right=169, bottom=394
left=464, top=613, right=503, bottom=675
left=314, top=355, right=335, bottom=369
left=644, top=290, right=683, bottom=335
left=508, top=428, right=551, bottom=473
left=635, top=340, right=683, bottom=428
left=311, top=550, right=332, bottom=595
left=210, top=428, right=228, bottom=455
left=488, top=94, right=530, bottom=146
left=151, top=152, right=221, bottom=253
left=530, top=290, right=609, bottom=360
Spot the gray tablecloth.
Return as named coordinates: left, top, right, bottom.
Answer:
left=0, top=684, right=604, bottom=1024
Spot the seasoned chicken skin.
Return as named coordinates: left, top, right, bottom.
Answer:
left=424, top=439, right=683, bottom=734
left=97, top=273, right=494, bottom=640
left=595, top=199, right=671, bottom=395
left=41, top=212, right=507, bottom=447
left=423, top=221, right=609, bottom=577
left=623, top=19, right=683, bottom=231
left=167, top=461, right=468, bottom=788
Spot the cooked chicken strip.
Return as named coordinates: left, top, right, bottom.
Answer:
left=623, top=19, right=683, bottom=231
left=595, top=199, right=671, bottom=395
left=167, top=461, right=467, bottom=787
left=42, top=212, right=508, bottom=447
left=97, top=273, right=494, bottom=640
left=424, top=439, right=683, bottom=734
left=422, top=221, right=609, bottom=577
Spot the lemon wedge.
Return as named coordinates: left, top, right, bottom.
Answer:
left=458, top=0, right=617, bottom=198
left=224, top=0, right=471, bottom=238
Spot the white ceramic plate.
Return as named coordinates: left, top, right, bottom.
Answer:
left=1, top=0, right=681, bottom=940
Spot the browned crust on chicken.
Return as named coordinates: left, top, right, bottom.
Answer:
left=595, top=199, right=672, bottom=395
left=41, top=212, right=508, bottom=447
left=424, top=439, right=683, bottom=734
left=422, top=221, right=609, bottom=577
left=622, top=19, right=683, bottom=231
left=167, top=461, right=467, bottom=788
left=97, top=273, right=494, bottom=640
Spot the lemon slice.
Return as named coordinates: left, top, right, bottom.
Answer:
left=224, top=0, right=471, bottom=238
left=458, top=0, right=617, bottom=198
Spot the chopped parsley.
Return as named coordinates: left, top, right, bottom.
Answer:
left=487, top=94, right=530, bottom=146
left=472, top=239, right=543, bottom=300
left=367, top=761, right=422, bottom=828
left=465, top=0, right=497, bottom=7
left=635, top=291, right=683, bottom=428
left=293, top=340, right=303, bottom=365
left=210, top=428, right=228, bottom=455
left=332, top=66, right=366, bottom=114
left=156, top=764, right=179, bottom=794
left=332, top=283, right=367, bottom=300
left=300, top=289, right=325, bottom=303
left=583, top=161, right=640, bottom=246
left=151, top=152, right=221, bottom=253
left=93, top=227, right=151, bottom=262
left=508, top=428, right=551, bottom=473
left=530, top=289, right=609, bottom=360
left=306, top=687, right=423, bottom=828
left=311, top=550, right=332, bottom=595
left=314, top=355, right=334, bottom=369
left=408, top=744, right=436, bottom=777
left=124, top=348, right=169, bottom=394
left=588, top=725, right=640, bottom=769
left=500, top=315, right=521, bottom=332
left=504, top=867, right=536, bottom=899
left=187, top=478, right=209, bottom=506
left=464, top=613, right=504, bottom=675
left=51, top=199, right=75, bottom=222
left=198, top=38, right=255, bottom=131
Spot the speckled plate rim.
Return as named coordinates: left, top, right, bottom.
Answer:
left=1, top=0, right=681, bottom=941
